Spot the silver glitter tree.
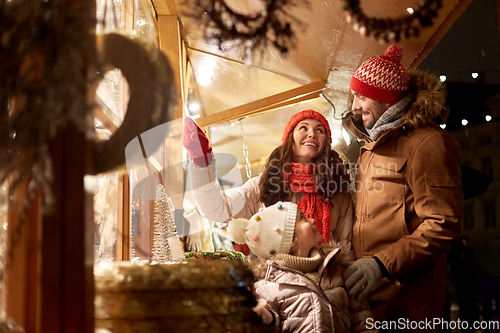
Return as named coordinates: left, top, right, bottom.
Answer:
left=151, top=184, right=183, bottom=263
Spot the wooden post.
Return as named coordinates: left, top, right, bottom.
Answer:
left=39, top=123, right=95, bottom=333
left=117, top=175, right=131, bottom=261
left=3, top=0, right=97, bottom=331
left=157, top=15, right=185, bottom=210
left=5, top=176, right=42, bottom=333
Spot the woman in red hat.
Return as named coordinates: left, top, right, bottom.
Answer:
left=182, top=109, right=354, bottom=259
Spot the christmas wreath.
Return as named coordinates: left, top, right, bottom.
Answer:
left=341, top=0, right=443, bottom=43
left=188, top=0, right=308, bottom=62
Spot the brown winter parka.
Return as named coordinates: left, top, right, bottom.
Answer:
left=343, top=70, right=463, bottom=326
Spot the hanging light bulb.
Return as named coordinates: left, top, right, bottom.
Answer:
left=342, top=126, right=353, bottom=145
left=188, top=102, right=200, bottom=113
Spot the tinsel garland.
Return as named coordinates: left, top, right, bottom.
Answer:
left=0, top=0, right=95, bottom=209
left=341, top=0, right=443, bottom=43
left=188, top=0, right=308, bottom=62
left=94, top=260, right=271, bottom=332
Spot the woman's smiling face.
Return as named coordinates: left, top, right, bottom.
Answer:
left=292, top=119, right=328, bottom=164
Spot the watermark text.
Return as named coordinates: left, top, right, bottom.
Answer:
left=366, top=317, right=500, bottom=331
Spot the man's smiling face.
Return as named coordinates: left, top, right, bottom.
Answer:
left=351, top=91, right=391, bottom=129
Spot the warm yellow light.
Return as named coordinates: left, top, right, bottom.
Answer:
left=342, top=127, right=352, bottom=145
left=189, top=102, right=200, bottom=112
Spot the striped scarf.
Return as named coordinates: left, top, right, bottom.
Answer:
left=366, top=92, right=414, bottom=141
left=285, top=163, right=331, bottom=242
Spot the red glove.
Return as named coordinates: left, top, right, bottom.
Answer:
left=182, top=117, right=213, bottom=167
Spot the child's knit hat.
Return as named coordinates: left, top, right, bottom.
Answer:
left=350, top=44, right=410, bottom=105
left=227, top=202, right=297, bottom=259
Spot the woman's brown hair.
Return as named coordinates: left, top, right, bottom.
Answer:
left=258, top=132, right=349, bottom=207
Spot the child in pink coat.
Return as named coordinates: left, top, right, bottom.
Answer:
left=228, top=202, right=377, bottom=333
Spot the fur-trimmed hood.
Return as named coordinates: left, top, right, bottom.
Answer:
left=245, top=243, right=346, bottom=280
left=403, top=70, right=449, bottom=127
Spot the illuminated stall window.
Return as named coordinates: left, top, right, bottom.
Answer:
left=0, top=183, right=7, bottom=321
left=93, top=0, right=158, bottom=263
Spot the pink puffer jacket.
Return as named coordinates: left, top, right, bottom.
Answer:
left=252, top=248, right=376, bottom=333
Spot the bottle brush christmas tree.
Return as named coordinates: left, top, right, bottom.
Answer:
left=151, top=183, right=184, bottom=263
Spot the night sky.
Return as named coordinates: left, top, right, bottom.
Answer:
left=418, top=0, right=500, bottom=131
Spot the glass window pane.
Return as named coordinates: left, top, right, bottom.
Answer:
left=0, top=183, right=7, bottom=321
left=134, top=0, right=158, bottom=43
left=94, top=174, right=120, bottom=262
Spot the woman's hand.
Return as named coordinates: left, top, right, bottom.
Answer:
left=181, top=117, right=213, bottom=167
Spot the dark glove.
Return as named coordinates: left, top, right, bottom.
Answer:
left=181, top=117, right=213, bottom=167
left=343, top=258, right=382, bottom=301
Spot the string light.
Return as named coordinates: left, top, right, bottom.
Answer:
left=188, top=102, right=200, bottom=113
left=342, top=126, right=353, bottom=145
left=240, top=121, right=252, bottom=180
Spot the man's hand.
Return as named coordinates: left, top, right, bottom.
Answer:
left=253, top=300, right=274, bottom=326
left=181, top=117, right=213, bottom=167
left=343, top=258, right=383, bottom=301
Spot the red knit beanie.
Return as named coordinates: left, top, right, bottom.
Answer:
left=349, top=45, right=410, bottom=105
left=281, top=109, right=331, bottom=143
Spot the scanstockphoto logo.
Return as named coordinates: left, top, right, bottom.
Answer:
left=124, top=120, right=398, bottom=201
left=124, top=118, right=242, bottom=201
left=264, top=158, right=397, bottom=194
left=265, top=158, right=399, bottom=179
left=266, top=175, right=386, bottom=195
left=366, top=318, right=500, bottom=331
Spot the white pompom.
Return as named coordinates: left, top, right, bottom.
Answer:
left=227, top=218, right=249, bottom=244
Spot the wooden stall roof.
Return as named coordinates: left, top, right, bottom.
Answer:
left=154, top=0, right=471, bottom=181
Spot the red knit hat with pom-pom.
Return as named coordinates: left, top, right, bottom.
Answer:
left=350, top=45, right=410, bottom=105
left=281, top=109, right=331, bottom=143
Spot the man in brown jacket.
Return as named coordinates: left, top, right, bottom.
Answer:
left=342, top=45, right=463, bottom=331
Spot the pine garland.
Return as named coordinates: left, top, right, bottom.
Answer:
left=189, top=0, right=308, bottom=62
left=0, top=0, right=95, bottom=210
left=341, top=0, right=443, bottom=43
left=184, top=250, right=246, bottom=261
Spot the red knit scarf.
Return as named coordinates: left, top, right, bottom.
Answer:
left=285, top=163, right=331, bottom=242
